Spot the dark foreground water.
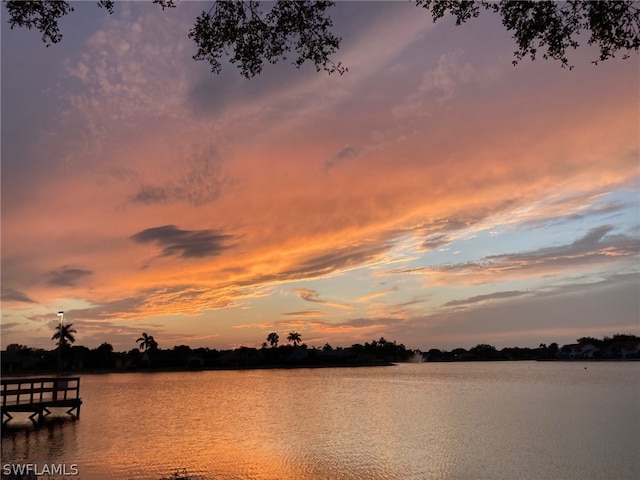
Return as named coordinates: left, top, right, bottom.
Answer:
left=1, top=362, right=639, bottom=480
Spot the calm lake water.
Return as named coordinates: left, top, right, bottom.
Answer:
left=2, top=362, right=639, bottom=480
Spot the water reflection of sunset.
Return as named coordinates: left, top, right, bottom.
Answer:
left=3, top=365, right=638, bottom=479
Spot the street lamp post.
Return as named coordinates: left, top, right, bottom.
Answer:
left=56, top=311, right=64, bottom=378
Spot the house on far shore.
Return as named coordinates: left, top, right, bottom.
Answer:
left=559, top=343, right=600, bottom=359
left=0, top=349, right=38, bottom=371
left=1, top=350, right=20, bottom=371
left=603, top=341, right=640, bottom=359
left=559, top=339, right=640, bottom=360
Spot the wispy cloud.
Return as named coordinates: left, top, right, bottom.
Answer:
left=356, top=286, right=398, bottom=303
left=130, top=145, right=228, bottom=206
left=294, top=289, right=351, bottom=310
left=47, top=266, right=93, bottom=287
left=131, top=225, right=235, bottom=259
left=393, top=226, right=639, bottom=284
left=391, top=51, right=476, bottom=120
left=45, top=284, right=235, bottom=322
left=1, top=322, right=22, bottom=333
left=324, top=145, right=358, bottom=171
left=421, top=234, right=452, bottom=251
left=1, top=287, right=37, bottom=304
left=258, top=316, right=401, bottom=334
left=518, top=192, right=630, bottom=230
left=234, top=241, right=395, bottom=289
left=444, top=290, right=530, bottom=307
left=283, top=310, right=323, bottom=317
left=284, top=242, right=393, bottom=279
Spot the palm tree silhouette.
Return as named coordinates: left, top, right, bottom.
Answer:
left=287, top=331, right=301, bottom=347
left=52, top=323, right=77, bottom=349
left=52, top=322, right=76, bottom=373
left=267, top=332, right=279, bottom=348
left=136, top=333, right=158, bottom=352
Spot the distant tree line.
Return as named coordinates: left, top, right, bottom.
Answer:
left=2, top=333, right=638, bottom=374
left=0, top=332, right=412, bottom=373
left=424, top=334, right=640, bottom=361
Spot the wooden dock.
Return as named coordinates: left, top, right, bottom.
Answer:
left=1, top=377, right=82, bottom=425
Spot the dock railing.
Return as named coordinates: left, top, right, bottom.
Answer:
left=1, top=377, right=81, bottom=424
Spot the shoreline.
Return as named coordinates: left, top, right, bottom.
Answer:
left=4, top=358, right=639, bottom=378
left=0, top=361, right=397, bottom=378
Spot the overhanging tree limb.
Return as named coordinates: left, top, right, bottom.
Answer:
left=417, top=0, right=640, bottom=69
left=188, top=0, right=345, bottom=77
left=3, top=0, right=639, bottom=74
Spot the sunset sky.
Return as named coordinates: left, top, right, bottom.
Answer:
left=2, top=2, right=639, bottom=352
